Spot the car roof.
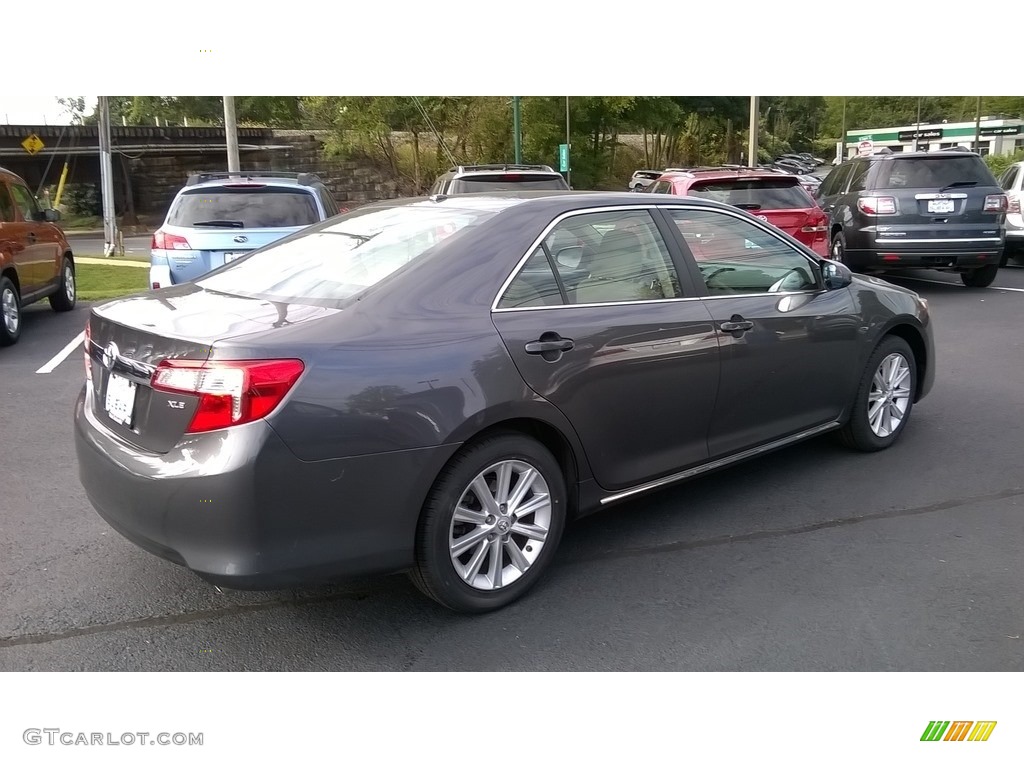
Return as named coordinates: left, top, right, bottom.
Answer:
left=659, top=169, right=799, bottom=183
left=182, top=177, right=320, bottom=190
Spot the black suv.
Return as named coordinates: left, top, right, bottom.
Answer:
left=428, top=164, right=569, bottom=195
left=816, top=149, right=1008, bottom=287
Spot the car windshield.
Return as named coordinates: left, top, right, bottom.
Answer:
left=167, top=187, right=320, bottom=228
left=877, top=157, right=997, bottom=188
left=449, top=174, right=568, bottom=193
left=687, top=179, right=814, bottom=210
left=196, top=203, right=497, bottom=307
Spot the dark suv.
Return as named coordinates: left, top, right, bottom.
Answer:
left=428, top=164, right=569, bottom=195
left=816, top=149, right=1008, bottom=287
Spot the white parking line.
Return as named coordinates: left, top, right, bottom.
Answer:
left=895, top=276, right=1024, bottom=293
left=36, top=331, right=85, bottom=374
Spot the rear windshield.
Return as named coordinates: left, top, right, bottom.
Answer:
left=874, top=156, right=997, bottom=189
left=167, top=186, right=320, bottom=228
left=196, top=204, right=497, bottom=307
left=687, top=179, right=814, bottom=210
left=449, top=174, right=568, bottom=193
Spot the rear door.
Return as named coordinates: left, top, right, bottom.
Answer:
left=160, top=185, right=322, bottom=282
left=868, top=155, right=1004, bottom=253
left=490, top=207, right=721, bottom=490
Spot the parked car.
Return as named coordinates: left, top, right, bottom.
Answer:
left=149, top=171, right=340, bottom=290
left=816, top=150, right=1008, bottom=286
left=75, top=190, right=934, bottom=612
left=997, top=160, right=1023, bottom=263
left=0, top=166, right=76, bottom=346
left=429, top=164, right=569, bottom=195
left=646, top=168, right=829, bottom=255
left=798, top=152, right=826, bottom=166
left=797, top=174, right=822, bottom=196
left=629, top=170, right=663, bottom=191
left=775, top=158, right=814, bottom=174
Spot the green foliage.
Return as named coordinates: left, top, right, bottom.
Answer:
left=61, top=184, right=101, bottom=216
left=821, top=97, right=1024, bottom=137
left=984, top=149, right=1024, bottom=178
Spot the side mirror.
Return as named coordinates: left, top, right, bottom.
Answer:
left=43, top=209, right=61, bottom=222
left=821, top=259, right=853, bottom=290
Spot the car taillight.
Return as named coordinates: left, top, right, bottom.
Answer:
left=151, top=282, right=161, bottom=289
left=857, top=196, right=898, bottom=215
left=151, top=359, right=305, bottom=433
left=83, top=319, right=92, bottom=384
left=152, top=230, right=192, bottom=250
left=983, top=194, right=1008, bottom=213
left=1008, top=194, right=1020, bottom=214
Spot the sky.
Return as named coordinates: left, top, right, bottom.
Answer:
left=1, top=96, right=98, bottom=125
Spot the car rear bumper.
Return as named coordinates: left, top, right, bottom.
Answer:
left=74, top=385, right=455, bottom=589
left=843, top=248, right=1002, bottom=271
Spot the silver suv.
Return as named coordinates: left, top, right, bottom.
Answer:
left=428, top=164, right=569, bottom=195
left=997, top=161, right=1023, bottom=263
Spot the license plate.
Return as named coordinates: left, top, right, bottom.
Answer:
left=104, top=373, right=137, bottom=427
left=928, top=199, right=955, bottom=214
left=223, top=252, right=246, bottom=262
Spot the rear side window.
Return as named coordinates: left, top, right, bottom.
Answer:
left=168, top=186, right=321, bottom=228
left=687, top=179, right=815, bottom=210
left=196, top=204, right=497, bottom=307
left=0, top=185, right=14, bottom=222
left=449, top=174, right=568, bottom=193
left=874, top=157, right=998, bottom=189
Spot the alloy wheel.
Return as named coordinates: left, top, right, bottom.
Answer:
left=868, top=353, right=911, bottom=438
left=1, top=287, right=19, bottom=335
left=448, top=459, right=551, bottom=590
left=64, top=265, right=75, bottom=302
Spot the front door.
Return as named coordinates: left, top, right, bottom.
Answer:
left=491, top=208, right=721, bottom=491
left=9, top=181, right=59, bottom=292
left=664, top=206, right=862, bottom=459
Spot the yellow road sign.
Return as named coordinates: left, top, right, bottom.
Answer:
left=21, top=134, right=45, bottom=155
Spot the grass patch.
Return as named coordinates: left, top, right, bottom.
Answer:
left=76, top=263, right=149, bottom=301
left=60, top=214, right=102, bottom=229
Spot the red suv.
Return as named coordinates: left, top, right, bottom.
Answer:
left=646, top=168, right=829, bottom=256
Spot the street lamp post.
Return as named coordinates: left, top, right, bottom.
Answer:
left=512, top=97, right=522, bottom=164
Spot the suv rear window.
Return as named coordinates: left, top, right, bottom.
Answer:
left=168, top=186, right=320, bottom=228
left=687, top=179, right=814, bottom=210
left=874, top=156, right=997, bottom=189
left=449, top=174, right=569, bottom=193
left=196, top=204, right=498, bottom=307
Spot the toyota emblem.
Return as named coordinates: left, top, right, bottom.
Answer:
left=233, top=235, right=249, bottom=243
left=102, top=342, right=119, bottom=370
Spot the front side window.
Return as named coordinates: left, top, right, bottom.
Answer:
left=9, top=184, right=40, bottom=221
left=198, top=203, right=498, bottom=307
left=167, top=186, right=321, bottom=228
left=497, top=209, right=683, bottom=308
left=669, top=209, right=819, bottom=295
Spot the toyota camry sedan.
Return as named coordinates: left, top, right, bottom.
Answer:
left=75, top=191, right=935, bottom=613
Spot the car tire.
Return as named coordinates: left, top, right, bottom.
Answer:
left=830, top=231, right=846, bottom=263
left=0, top=275, right=22, bottom=347
left=49, top=256, right=76, bottom=312
left=960, top=264, right=999, bottom=288
left=839, top=335, right=916, bottom=452
left=410, top=432, right=567, bottom=613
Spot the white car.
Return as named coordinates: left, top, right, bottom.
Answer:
left=997, top=161, right=1023, bottom=263
left=628, top=170, right=662, bottom=191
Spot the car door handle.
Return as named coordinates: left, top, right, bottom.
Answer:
left=719, top=318, right=754, bottom=332
left=525, top=337, right=575, bottom=354
left=27, top=232, right=37, bottom=243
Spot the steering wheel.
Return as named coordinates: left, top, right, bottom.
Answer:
left=701, top=266, right=735, bottom=286
left=768, top=267, right=811, bottom=293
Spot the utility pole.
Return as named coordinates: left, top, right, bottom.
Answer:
left=223, top=96, right=240, bottom=172
left=915, top=97, right=922, bottom=151
left=565, top=96, right=571, bottom=187
left=974, top=95, right=982, bottom=154
left=97, top=96, right=118, bottom=258
left=512, top=97, right=522, bottom=164
left=747, top=96, right=759, bottom=168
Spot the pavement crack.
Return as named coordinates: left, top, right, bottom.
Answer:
left=0, top=588, right=375, bottom=650
left=564, top=486, right=1024, bottom=566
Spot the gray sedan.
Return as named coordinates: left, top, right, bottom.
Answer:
left=75, top=191, right=935, bottom=613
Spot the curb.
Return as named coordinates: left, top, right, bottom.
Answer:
left=76, top=257, right=149, bottom=269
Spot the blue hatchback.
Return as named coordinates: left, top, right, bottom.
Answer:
left=149, top=171, right=340, bottom=289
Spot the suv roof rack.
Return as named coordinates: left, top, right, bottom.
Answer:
left=449, top=164, right=556, bottom=174
left=940, top=146, right=974, bottom=153
left=185, top=170, right=322, bottom=186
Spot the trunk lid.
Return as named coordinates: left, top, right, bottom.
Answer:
left=84, top=284, right=339, bottom=453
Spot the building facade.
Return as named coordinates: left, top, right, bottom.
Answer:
left=842, top=117, right=1024, bottom=159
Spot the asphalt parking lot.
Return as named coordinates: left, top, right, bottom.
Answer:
left=1, top=266, right=1023, bottom=671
